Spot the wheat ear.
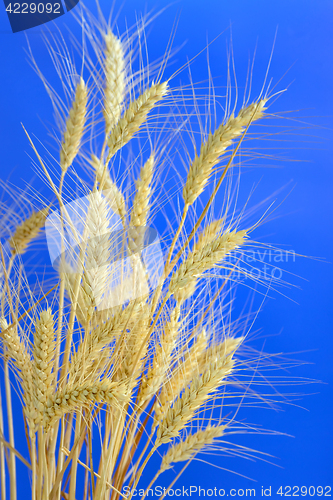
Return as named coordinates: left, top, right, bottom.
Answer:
left=130, top=154, right=154, bottom=228
left=43, top=381, right=129, bottom=429
left=103, top=30, right=126, bottom=135
left=92, top=154, right=126, bottom=218
left=69, top=301, right=147, bottom=382
left=0, top=318, right=37, bottom=430
left=60, top=77, right=88, bottom=173
left=160, top=424, right=226, bottom=472
left=156, top=337, right=241, bottom=445
left=174, top=219, right=224, bottom=303
left=9, top=208, right=49, bottom=256
left=170, top=229, right=247, bottom=297
left=155, top=329, right=207, bottom=423
left=183, top=99, right=267, bottom=205
left=81, top=192, right=111, bottom=321
left=106, top=82, right=169, bottom=162
left=139, top=305, right=180, bottom=405
left=32, top=309, right=55, bottom=425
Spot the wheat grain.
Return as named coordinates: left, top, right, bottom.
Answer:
left=183, top=99, right=267, bottom=205
left=60, top=78, right=88, bottom=173
left=103, top=30, right=126, bottom=135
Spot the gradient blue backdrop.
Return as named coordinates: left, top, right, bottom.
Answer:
left=0, top=0, right=332, bottom=498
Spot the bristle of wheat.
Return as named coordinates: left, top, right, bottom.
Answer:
left=183, top=99, right=267, bottom=205
left=156, top=337, right=242, bottom=445
left=160, top=424, right=226, bottom=471
left=170, top=229, right=247, bottom=297
left=103, top=30, right=126, bottom=135
left=106, top=82, right=169, bottom=161
left=60, top=78, right=88, bottom=173
left=9, top=208, right=49, bottom=255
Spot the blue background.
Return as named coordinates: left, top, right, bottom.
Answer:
left=0, top=0, right=332, bottom=497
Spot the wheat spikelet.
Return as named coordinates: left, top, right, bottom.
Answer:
left=32, top=309, right=55, bottom=424
left=160, top=424, right=226, bottom=471
left=138, top=305, right=180, bottom=405
left=9, top=208, right=49, bottom=255
left=43, top=381, right=129, bottom=428
left=60, top=77, right=88, bottom=173
left=156, top=337, right=241, bottom=445
left=106, top=82, right=169, bottom=161
left=183, top=99, right=267, bottom=205
left=103, top=30, right=126, bottom=135
left=170, top=229, right=247, bottom=297
left=92, top=154, right=126, bottom=218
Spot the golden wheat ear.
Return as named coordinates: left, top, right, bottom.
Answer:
left=160, top=425, right=227, bottom=472
left=9, top=207, right=49, bottom=256
left=106, top=82, right=169, bottom=162
left=103, top=30, right=126, bottom=136
left=60, top=78, right=88, bottom=174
